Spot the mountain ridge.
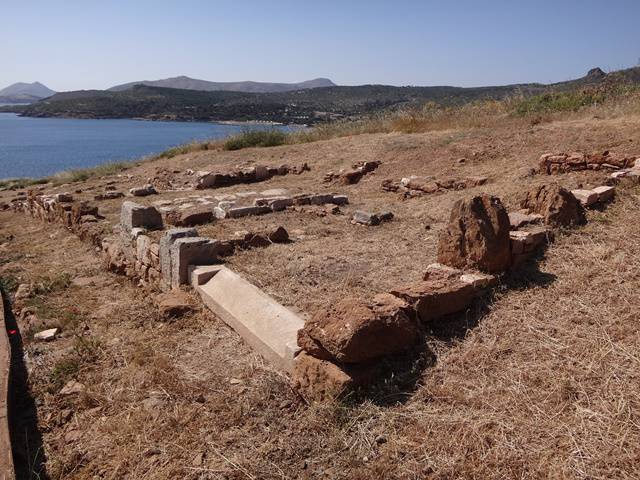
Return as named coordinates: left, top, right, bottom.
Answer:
left=108, top=76, right=336, bottom=93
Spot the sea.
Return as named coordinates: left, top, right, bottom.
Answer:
left=0, top=113, right=298, bottom=179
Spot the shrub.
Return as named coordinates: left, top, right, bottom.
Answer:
left=223, top=128, right=289, bottom=151
left=512, top=90, right=607, bottom=116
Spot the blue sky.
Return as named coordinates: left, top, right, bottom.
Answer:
left=2, top=0, right=639, bottom=91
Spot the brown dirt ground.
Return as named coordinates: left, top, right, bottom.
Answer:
left=0, top=113, right=639, bottom=478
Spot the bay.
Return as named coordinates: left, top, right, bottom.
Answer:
left=0, top=113, right=297, bottom=179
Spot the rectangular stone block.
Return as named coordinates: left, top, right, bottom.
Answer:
left=136, top=234, right=152, bottom=265
left=390, top=279, right=477, bottom=323
left=571, top=189, right=598, bottom=207
left=189, top=265, right=223, bottom=286
left=170, top=237, right=220, bottom=288
left=226, top=205, right=271, bottom=218
left=593, top=185, right=615, bottom=203
left=309, top=194, right=334, bottom=205
left=331, top=195, right=349, bottom=205
left=121, top=201, right=163, bottom=232
left=195, top=266, right=304, bottom=372
left=268, top=197, right=294, bottom=211
left=159, top=228, right=198, bottom=289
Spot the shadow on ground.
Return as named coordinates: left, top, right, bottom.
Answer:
left=1, top=290, right=48, bottom=480
left=352, top=255, right=557, bottom=407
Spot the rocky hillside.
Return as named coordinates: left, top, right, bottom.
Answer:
left=18, top=66, right=640, bottom=124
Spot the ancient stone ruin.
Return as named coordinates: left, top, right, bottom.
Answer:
left=10, top=167, right=620, bottom=403
left=195, top=162, right=310, bottom=189
left=382, top=175, right=488, bottom=197
left=538, top=151, right=639, bottom=175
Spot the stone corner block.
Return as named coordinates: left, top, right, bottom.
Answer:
left=170, top=237, right=220, bottom=288
left=121, top=201, right=163, bottom=232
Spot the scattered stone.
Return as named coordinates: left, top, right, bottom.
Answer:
left=352, top=211, right=380, bottom=226
left=520, top=184, right=586, bottom=227
left=423, top=263, right=463, bottom=281
left=129, top=184, right=157, bottom=196
left=508, top=211, right=543, bottom=230
left=593, top=185, right=615, bottom=203
left=226, top=205, right=271, bottom=218
left=351, top=210, right=393, bottom=226
left=293, top=352, right=353, bottom=401
left=268, top=226, right=289, bottom=243
left=300, top=294, right=419, bottom=364
left=94, top=191, right=124, bottom=201
left=155, top=291, right=194, bottom=318
left=166, top=206, right=214, bottom=227
left=459, top=272, right=497, bottom=289
left=55, top=192, right=73, bottom=203
left=437, top=195, right=511, bottom=273
left=121, top=201, right=163, bottom=232
left=390, top=279, right=477, bottom=323
left=34, top=328, right=58, bottom=341
left=571, top=189, right=599, bottom=207
left=332, top=195, right=349, bottom=206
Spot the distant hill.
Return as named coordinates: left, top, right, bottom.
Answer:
left=0, top=82, right=55, bottom=104
left=20, top=67, right=640, bottom=124
left=108, top=76, right=336, bottom=93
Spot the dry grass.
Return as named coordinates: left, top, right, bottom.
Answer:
left=1, top=102, right=640, bottom=478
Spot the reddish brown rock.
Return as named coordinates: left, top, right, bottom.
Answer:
left=301, top=294, right=419, bottom=364
left=390, top=279, right=477, bottom=323
left=437, top=195, right=511, bottom=273
left=268, top=226, right=289, bottom=243
left=155, top=291, right=194, bottom=318
left=520, top=184, right=586, bottom=227
left=292, top=352, right=353, bottom=401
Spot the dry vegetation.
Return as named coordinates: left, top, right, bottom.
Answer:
left=1, top=92, right=640, bottom=478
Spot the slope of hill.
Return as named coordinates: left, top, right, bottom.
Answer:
left=20, top=82, right=544, bottom=124
left=108, top=76, right=336, bottom=93
left=0, top=82, right=55, bottom=104
left=19, top=66, right=640, bottom=124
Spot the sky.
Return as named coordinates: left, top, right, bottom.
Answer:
left=2, top=0, right=639, bottom=91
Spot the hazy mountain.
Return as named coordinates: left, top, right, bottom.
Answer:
left=0, top=82, right=56, bottom=104
left=108, top=76, right=336, bottom=93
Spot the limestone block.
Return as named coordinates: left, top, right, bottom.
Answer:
left=571, top=189, right=598, bottom=207
left=226, top=205, right=271, bottom=218
left=195, top=266, right=304, bottom=372
left=593, top=185, right=615, bottom=203
left=159, top=228, right=198, bottom=289
left=120, top=201, right=163, bottom=232
left=170, top=237, right=220, bottom=288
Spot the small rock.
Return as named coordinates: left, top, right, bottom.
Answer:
left=34, top=328, right=58, bottom=342
left=155, top=291, right=194, bottom=318
left=129, top=184, right=157, bottom=197
left=352, top=211, right=380, bottom=226
left=268, top=226, right=289, bottom=243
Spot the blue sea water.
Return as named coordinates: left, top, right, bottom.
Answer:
left=0, top=113, right=297, bottom=179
